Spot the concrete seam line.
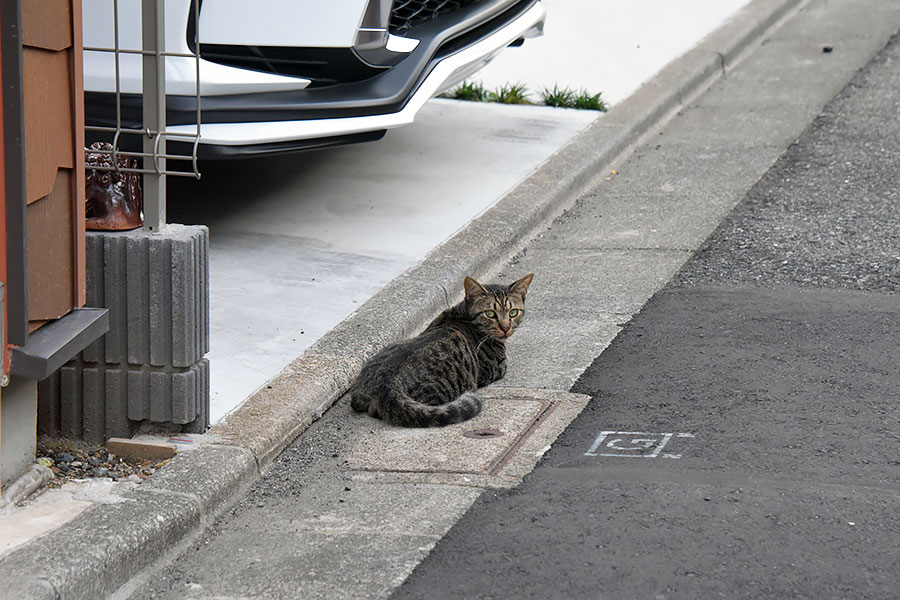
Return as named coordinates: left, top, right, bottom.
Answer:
left=137, top=443, right=261, bottom=516
left=705, top=0, right=810, bottom=67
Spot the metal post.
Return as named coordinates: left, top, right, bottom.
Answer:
left=1, top=0, right=28, bottom=345
left=142, top=0, right=166, bottom=232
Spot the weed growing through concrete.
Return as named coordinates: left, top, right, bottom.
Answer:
left=443, top=81, right=607, bottom=111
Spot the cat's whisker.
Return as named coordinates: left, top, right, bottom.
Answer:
left=475, top=334, right=491, bottom=354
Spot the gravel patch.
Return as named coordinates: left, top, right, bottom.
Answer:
left=37, top=438, right=171, bottom=487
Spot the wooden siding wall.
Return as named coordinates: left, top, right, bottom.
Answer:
left=21, top=0, right=85, bottom=330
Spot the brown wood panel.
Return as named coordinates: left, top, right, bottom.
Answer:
left=27, top=169, right=75, bottom=323
left=22, top=47, right=75, bottom=204
left=22, top=0, right=73, bottom=51
left=20, top=0, right=86, bottom=326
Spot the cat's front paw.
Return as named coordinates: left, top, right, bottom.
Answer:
left=497, top=358, right=508, bottom=379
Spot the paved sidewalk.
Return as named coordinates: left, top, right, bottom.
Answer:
left=2, top=0, right=899, bottom=598
left=131, top=0, right=900, bottom=598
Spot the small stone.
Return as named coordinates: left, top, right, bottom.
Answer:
left=71, top=461, right=83, bottom=468
left=88, top=457, right=103, bottom=467
left=37, top=457, right=54, bottom=468
left=55, top=452, right=76, bottom=464
left=93, top=467, right=110, bottom=477
left=57, top=464, right=71, bottom=473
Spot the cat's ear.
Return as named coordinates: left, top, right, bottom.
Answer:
left=464, top=276, right=489, bottom=301
left=509, top=273, right=534, bottom=299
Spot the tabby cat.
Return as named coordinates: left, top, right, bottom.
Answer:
left=349, top=273, right=534, bottom=427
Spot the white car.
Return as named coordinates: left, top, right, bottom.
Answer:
left=83, top=0, right=546, bottom=159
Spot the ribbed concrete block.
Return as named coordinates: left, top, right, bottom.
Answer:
left=38, top=225, right=210, bottom=443
left=81, top=225, right=208, bottom=368
left=182, top=358, right=209, bottom=434
left=124, top=359, right=208, bottom=427
left=126, top=235, right=151, bottom=366
left=105, top=233, right=128, bottom=365
left=171, top=229, right=210, bottom=366
left=59, top=366, right=84, bottom=440
left=38, top=360, right=209, bottom=444
left=105, top=368, right=131, bottom=440
left=38, top=363, right=131, bottom=445
left=37, top=371, right=62, bottom=437
left=81, top=235, right=107, bottom=364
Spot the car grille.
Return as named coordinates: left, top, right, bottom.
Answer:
left=389, top=0, right=481, bottom=35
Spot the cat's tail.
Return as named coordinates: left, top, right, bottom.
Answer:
left=378, top=389, right=483, bottom=428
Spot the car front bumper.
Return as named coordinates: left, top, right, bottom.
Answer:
left=85, top=0, right=545, bottom=158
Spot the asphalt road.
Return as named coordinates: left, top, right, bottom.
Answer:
left=391, top=31, right=900, bottom=600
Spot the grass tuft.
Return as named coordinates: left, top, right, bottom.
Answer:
left=540, top=84, right=577, bottom=108
left=487, top=82, right=532, bottom=105
left=572, top=90, right=608, bottom=111
left=445, top=81, right=607, bottom=111
left=540, top=85, right=608, bottom=111
left=442, top=80, right=490, bottom=101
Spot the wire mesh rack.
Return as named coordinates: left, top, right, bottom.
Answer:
left=83, top=0, right=202, bottom=231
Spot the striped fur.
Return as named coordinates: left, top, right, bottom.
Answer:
left=349, top=274, right=533, bottom=427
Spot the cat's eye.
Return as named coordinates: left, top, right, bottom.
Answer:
left=484, top=310, right=496, bottom=319
left=509, top=309, right=521, bottom=317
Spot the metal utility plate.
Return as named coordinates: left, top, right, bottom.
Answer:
left=346, top=389, right=578, bottom=476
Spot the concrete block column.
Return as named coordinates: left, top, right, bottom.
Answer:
left=38, top=225, right=210, bottom=444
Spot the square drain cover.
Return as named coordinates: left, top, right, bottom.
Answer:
left=346, top=396, right=551, bottom=475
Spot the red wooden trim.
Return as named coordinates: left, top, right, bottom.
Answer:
left=0, top=6, right=9, bottom=376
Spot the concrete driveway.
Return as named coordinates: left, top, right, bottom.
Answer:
left=167, top=0, right=753, bottom=424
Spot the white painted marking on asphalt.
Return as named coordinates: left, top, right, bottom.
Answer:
left=585, top=431, right=693, bottom=458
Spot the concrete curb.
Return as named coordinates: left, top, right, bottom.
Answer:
left=0, top=0, right=806, bottom=597
left=0, top=465, right=53, bottom=515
